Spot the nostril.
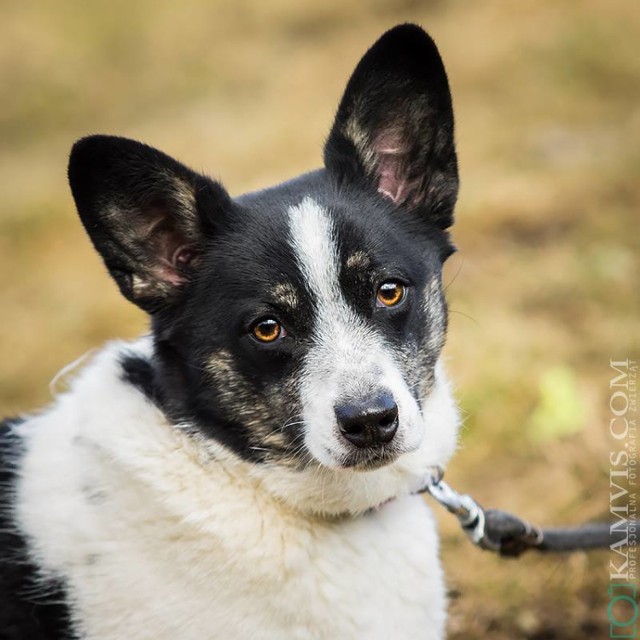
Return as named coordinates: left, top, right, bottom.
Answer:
left=375, top=405, right=399, bottom=444
left=341, top=421, right=365, bottom=436
left=378, top=411, right=396, bottom=429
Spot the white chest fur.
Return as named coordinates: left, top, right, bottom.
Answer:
left=14, top=341, right=453, bottom=640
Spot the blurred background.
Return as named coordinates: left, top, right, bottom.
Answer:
left=0, top=1, right=638, bottom=637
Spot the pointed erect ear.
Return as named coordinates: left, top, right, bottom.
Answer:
left=68, top=135, right=232, bottom=313
left=324, top=24, right=458, bottom=229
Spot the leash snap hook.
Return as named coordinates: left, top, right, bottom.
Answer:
left=459, top=498, right=501, bottom=552
left=423, top=469, right=501, bottom=552
left=422, top=466, right=623, bottom=556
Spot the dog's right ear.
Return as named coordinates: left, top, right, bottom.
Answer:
left=68, top=135, right=232, bottom=314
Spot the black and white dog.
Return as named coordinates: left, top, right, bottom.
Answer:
left=1, top=24, right=461, bottom=639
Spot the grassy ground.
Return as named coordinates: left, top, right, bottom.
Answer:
left=1, top=1, right=638, bottom=637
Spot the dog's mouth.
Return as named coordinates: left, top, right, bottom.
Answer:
left=337, top=447, right=400, bottom=471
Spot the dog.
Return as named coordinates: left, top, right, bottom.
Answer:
left=0, top=24, right=460, bottom=640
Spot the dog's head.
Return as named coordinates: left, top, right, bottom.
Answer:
left=68, top=24, right=460, bottom=514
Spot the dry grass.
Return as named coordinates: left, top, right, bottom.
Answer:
left=1, top=1, right=638, bottom=637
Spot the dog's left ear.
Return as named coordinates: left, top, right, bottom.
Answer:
left=324, top=24, right=458, bottom=230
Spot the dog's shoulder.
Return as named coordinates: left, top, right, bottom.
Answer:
left=0, top=417, right=73, bottom=640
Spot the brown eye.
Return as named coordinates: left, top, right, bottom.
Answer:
left=251, top=318, right=285, bottom=343
left=376, top=281, right=406, bottom=308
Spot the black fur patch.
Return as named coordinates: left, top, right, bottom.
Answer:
left=0, top=418, right=74, bottom=640
left=120, top=351, right=164, bottom=407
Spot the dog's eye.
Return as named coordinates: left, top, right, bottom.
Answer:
left=251, top=318, right=286, bottom=343
left=376, top=281, right=406, bottom=308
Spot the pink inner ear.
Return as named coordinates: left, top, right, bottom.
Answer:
left=169, top=246, right=198, bottom=284
left=140, top=210, right=199, bottom=287
left=377, top=155, right=406, bottom=204
left=156, top=242, right=199, bottom=286
left=374, top=131, right=410, bottom=204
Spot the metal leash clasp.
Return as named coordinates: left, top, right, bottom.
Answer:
left=420, top=467, right=500, bottom=552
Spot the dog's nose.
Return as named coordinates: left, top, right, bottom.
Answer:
left=335, top=393, right=399, bottom=448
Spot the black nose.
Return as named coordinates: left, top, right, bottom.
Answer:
left=335, top=393, right=399, bottom=448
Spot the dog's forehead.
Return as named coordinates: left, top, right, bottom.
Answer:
left=215, top=198, right=357, bottom=304
left=287, top=197, right=342, bottom=304
left=273, top=196, right=385, bottom=312
left=216, top=175, right=430, bottom=315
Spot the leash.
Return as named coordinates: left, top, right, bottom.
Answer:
left=419, top=467, right=626, bottom=557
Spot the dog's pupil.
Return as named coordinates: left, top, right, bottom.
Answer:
left=254, top=319, right=280, bottom=341
left=379, top=282, right=402, bottom=304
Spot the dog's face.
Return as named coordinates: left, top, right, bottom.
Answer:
left=68, top=25, right=459, bottom=506
left=164, top=187, right=451, bottom=473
